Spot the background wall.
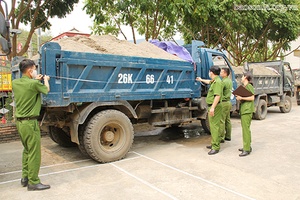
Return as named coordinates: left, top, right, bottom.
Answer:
left=0, top=124, right=47, bottom=143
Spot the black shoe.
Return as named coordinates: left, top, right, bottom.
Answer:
left=206, top=145, right=212, bottom=149
left=21, top=177, right=28, bottom=187
left=238, top=147, right=252, bottom=152
left=208, top=149, right=219, bottom=155
left=27, top=183, right=50, bottom=191
left=220, top=139, right=225, bottom=143
left=239, top=151, right=250, bottom=157
left=225, top=138, right=231, bottom=141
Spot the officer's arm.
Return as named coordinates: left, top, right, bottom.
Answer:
left=196, top=77, right=211, bottom=84
left=239, top=95, right=254, bottom=101
left=211, top=95, right=221, bottom=109
left=43, top=75, right=50, bottom=92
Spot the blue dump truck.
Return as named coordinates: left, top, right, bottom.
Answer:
left=10, top=38, right=295, bottom=163
left=11, top=40, right=237, bottom=163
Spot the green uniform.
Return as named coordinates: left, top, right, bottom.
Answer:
left=240, top=84, right=254, bottom=152
left=206, top=76, right=223, bottom=150
left=220, top=77, right=232, bottom=141
left=12, top=76, right=48, bottom=185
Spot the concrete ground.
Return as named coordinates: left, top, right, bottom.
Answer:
left=1, top=101, right=300, bottom=200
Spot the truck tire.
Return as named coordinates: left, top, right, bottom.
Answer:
left=48, top=126, right=77, bottom=147
left=297, top=92, right=300, bottom=105
left=83, top=110, right=134, bottom=163
left=201, top=113, right=210, bottom=134
left=78, top=124, right=89, bottom=157
left=254, top=99, right=267, bottom=120
left=280, top=96, right=292, bottom=113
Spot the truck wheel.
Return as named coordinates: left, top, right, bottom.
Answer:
left=254, top=99, right=267, bottom=120
left=83, top=110, right=134, bottom=163
left=280, top=96, right=292, bottom=113
left=48, top=126, right=77, bottom=147
left=201, top=113, right=210, bottom=134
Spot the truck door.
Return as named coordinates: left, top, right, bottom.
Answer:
left=283, top=63, right=294, bottom=93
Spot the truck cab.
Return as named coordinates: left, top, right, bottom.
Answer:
left=293, top=68, right=300, bottom=105
left=184, top=40, right=237, bottom=100
left=184, top=40, right=238, bottom=132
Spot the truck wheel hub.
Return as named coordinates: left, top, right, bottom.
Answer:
left=104, top=131, right=115, bottom=142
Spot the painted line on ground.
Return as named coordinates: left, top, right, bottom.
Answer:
left=0, top=151, right=139, bottom=176
left=0, top=163, right=101, bottom=185
left=0, top=151, right=254, bottom=200
left=110, top=162, right=178, bottom=200
left=133, top=151, right=256, bottom=200
left=0, top=159, right=91, bottom=176
left=0, top=155, right=140, bottom=185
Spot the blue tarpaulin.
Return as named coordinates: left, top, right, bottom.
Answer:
left=149, top=39, right=194, bottom=63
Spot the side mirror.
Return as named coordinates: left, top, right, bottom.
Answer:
left=243, top=62, right=249, bottom=72
left=0, top=0, right=11, bottom=55
left=0, top=37, right=9, bottom=53
left=0, top=12, right=7, bottom=36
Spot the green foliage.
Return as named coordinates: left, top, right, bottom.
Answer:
left=178, top=0, right=300, bottom=65
left=84, top=0, right=179, bottom=43
left=17, top=0, right=79, bottom=31
left=17, top=29, right=52, bottom=58
left=2, top=0, right=80, bottom=58
left=3, top=0, right=298, bottom=66
left=85, top=0, right=299, bottom=65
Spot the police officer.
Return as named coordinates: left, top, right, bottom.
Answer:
left=12, top=59, right=51, bottom=190
left=196, top=65, right=223, bottom=155
left=220, top=68, right=232, bottom=142
left=235, top=72, right=254, bottom=157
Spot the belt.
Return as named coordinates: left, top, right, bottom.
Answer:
left=222, top=100, right=230, bottom=102
left=16, top=116, right=38, bottom=121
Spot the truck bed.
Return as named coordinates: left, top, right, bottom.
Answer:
left=234, top=62, right=281, bottom=95
left=39, top=42, right=198, bottom=107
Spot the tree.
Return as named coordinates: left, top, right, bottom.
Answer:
left=84, top=0, right=300, bottom=65
left=0, top=0, right=79, bottom=59
left=84, top=0, right=179, bottom=43
left=178, top=0, right=300, bottom=65
left=17, top=29, right=52, bottom=58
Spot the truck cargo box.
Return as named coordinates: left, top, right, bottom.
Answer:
left=233, top=62, right=281, bottom=95
left=37, top=42, right=199, bottom=107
